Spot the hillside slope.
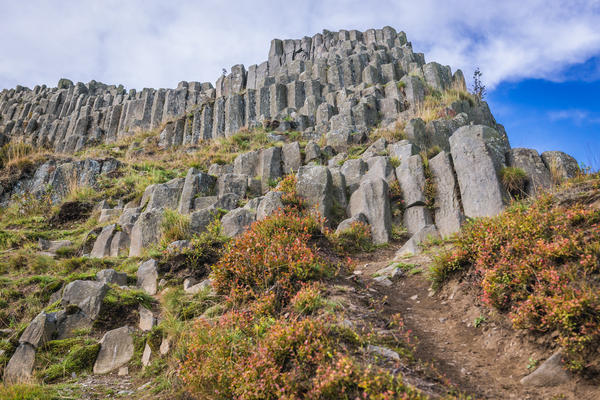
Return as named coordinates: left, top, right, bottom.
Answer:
left=0, top=27, right=596, bottom=399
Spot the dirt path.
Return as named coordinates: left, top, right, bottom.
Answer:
left=352, top=245, right=599, bottom=400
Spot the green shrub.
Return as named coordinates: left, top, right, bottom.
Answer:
left=500, top=167, right=528, bottom=198
left=160, top=209, right=191, bottom=248
left=430, top=192, right=600, bottom=370
left=329, top=221, right=373, bottom=254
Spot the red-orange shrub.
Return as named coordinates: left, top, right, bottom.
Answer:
left=432, top=194, right=600, bottom=370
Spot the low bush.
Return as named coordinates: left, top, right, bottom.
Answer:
left=160, top=209, right=191, bottom=248
left=500, top=166, right=528, bottom=199
left=329, top=221, right=373, bottom=254
left=431, top=193, right=600, bottom=370
left=211, top=207, right=329, bottom=306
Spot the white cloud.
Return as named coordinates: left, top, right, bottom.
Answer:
left=1, top=0, right=600, bottom=90
left=548, top=109, right=600, bottom=125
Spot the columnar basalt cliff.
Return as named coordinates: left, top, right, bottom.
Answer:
left=0, top=28, right=586, bottom=393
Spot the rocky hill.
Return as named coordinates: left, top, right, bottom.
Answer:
left=0, top=27, right=597, bottom=400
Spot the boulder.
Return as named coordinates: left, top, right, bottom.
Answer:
left=541, top=151, right=580, bottom=182
left=449, top=125, right=507, bottom=218
left=341, top=158, right=368, bottom=195
left=194, top=196, right=218, bottom=211
left=96, top=269, right=128, bottom=286
left=387, top=140, right=418, bottom=163
left=129, top=209, right=163, bottom=257
left=38, top=239, right=72, bottom=256
left=282, top=142, right=302, bottom=173
left=143, top=178, right=185, bottom=211
left=19, top=312, right=56, bottom=348
left=429, top=151, right=464, bottom=237
left=137, top=259, right=159, bottom=295
left=217, top=173, right=248, bottom=198
left=396, top=154, right=426, bottom=207
left=234, top=151, right=260, bottom=177
left=98, top=208, right=121, bottom=224
left=364, top=156, right=396, bottom=184
left=256, top=191, right=284, bottom=220
left=221, top=208, right=256, bottom=237
left=55, top=310, right=92, bottom=339
left=213, top=193, right=241, bottom=210
left=184, top=278, right=212, bottom=295
left=3, top=343, right=35, bottom=383
left=259, top=147, right=283, bottom=192
left=62, top=280, right=109, bottom=320
left=329, top=168, right=348, bottom=211
left=403, top=206, right=433, bottom=236
left=508, top=148, right=551, bottom=195
left=93, top=326, right=134, bottom=374
left=178, top=168, right=216, bottom=214
left=361, top=138, right=387, bottom=159
left=90, top=224, right=116, bottom=258
left=395, top=225, right=439, bottom=257
left=118, top=208, right=141, bottom=225
left=189, top=209, right=217, bottom=234
left=335, top=213, right=367, bottom=234
left=520, top=351, right=569, bottom=387
left=296, top=165, right=333, bottom=223
left=304, top=141, right=322, bottom=164
left=139, top=306, right=155, bottom=331
left=348, top=177, right=391, bottom=245
left=109, top=230, right=130, bottom=257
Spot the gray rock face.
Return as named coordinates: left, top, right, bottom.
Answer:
left=93, top=326, right=134, bottom=374
left=3, top=343, right=36, bottom=383
left=507, top=148, right=552, bottom=195
left=62, top=280, right=109, bottom=320
left=395, top=224, right=439, bottom=257
left=341, top=158, right=368, bottom=195
left=55, top=310, right=92, bottom=340
left=348, top=177, right=391, bottom=245
left=137, top=259, right=159, bottom=295
left=129, top=209, right=163, bottom=257
left=329, top=168, right=348, bottom=212
left=234, top=151, right=260, bottom=177
left=335, top=213, right=367, bottom=234
left=256, top=191, right=284, bottom=220
left=217, top=173, right=248, bottom=198
left=396, top=155, right=427, bottom=212
left=449, top=125, right=507, bottom=218
left=190, top=209, right=217, bottom=234
left=282, top=142, right=301, bottom=173
left=96, top=268, right=128, bottom=286
left=296, top=165, right=333, bottom=223
left=429, top=151, right=464, bottom=237
left=541, top=151, right=580, bottom=182
left=364, top=156, right=396, bottom=184
left=520, top=351, right=569, bottom=387
left=259, top=147, right=283, bottom=192
left=143, top=178, right=185, bottom=211
left=221, top=208, right=256, bottom=237
left=304, top=141, right=322, bottom=164
left=38, top=239, right=72, bottom=256
left=387, top=140, right=418, bottom=164
left=90, top=224, right=116, bottom=258
left=178, top=168, right=216, bottom=214
left=403, top=205, right=433, bottom=236
left=19, top=312, right=56, bottom=348
left=139, top=306, right=155, bottom=332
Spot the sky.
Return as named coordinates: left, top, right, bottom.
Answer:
left=1, top=0, right=599, bottom=166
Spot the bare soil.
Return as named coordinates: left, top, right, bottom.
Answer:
left=352, top=243, right=600, bottom=399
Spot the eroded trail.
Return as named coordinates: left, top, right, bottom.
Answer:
left=352, top=245, right=600, bottom=400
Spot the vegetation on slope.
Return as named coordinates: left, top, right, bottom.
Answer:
left=431, top=174, right=600, bottom=372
